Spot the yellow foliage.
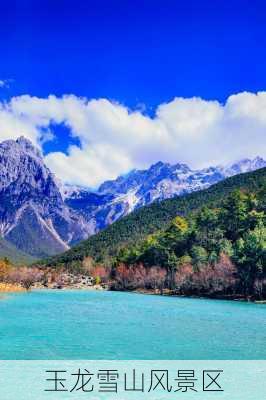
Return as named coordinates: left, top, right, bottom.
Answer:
left=0, top=282, right=25, bottom=293
left=0, top=260, right=12, bottom=280
left=145, top=232, right=160, bottom=246
left=95, top=276, right=101, bottom=285
left=171, top=216, right=188, bottom=233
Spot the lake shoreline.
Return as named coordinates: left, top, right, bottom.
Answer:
left=127, top=288, right=266, bottom=303
left=2, top=283, right=265, bottom=304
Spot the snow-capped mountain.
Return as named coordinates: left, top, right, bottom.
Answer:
left=65, top=157, right=266, bottom=232
left=0, top=136, right=265, bottom=259
left=0, top=137, right=91, bottom=258
left=223, top=157, right=266, bottom=177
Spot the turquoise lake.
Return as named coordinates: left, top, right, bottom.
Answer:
left=0, top=290, right=265, bottom=359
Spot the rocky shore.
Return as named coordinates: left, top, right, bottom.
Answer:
left=33, top=271, right=108, bottom=291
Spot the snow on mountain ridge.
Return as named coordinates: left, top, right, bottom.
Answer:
left=0, top=136, right=265, bottom=258
left=65, top=156, right=266, bottom=234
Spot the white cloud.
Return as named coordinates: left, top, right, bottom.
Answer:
left=0, top=91, right=265, bottom=187
left=0, top=79, right=12, bottom=89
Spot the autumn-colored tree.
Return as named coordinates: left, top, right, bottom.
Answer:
left=114, top=263, right=135, bottom=290
left=90, top=265, right=110, bottom=284
left=191, top=254, right=236, bottom=295
left=0, top=259, right=12, bottom=282
left=209, top=253, right=237, bottom=294
left=113, top=263, right=147, bottom=290
left=82, top=256, right=94, bottom=273
left=145, top=266, right=166, bottom=291
left=174, top=263, right=193, bottom=293
left=8, top=267, right=44, bottom=290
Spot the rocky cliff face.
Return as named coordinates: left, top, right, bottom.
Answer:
left=0, top=137, right=90, bottom=258
left=0, top=136, right=265, bottom=259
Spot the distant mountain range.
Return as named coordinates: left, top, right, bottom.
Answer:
left=0, top=136, right=265, bottom=261
left=44, top=166, right=266, bottom=268
left=64, top=155, right=266, bottom=230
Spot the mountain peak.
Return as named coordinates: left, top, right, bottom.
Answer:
left=0, top=136, right=42, bottom=159
left=150, top=161, right=172, bottom=170
left=15, top=136, right=42, bottom=158
left=253, top=156, right=266, bottom=165
left=0, top=136, right=90, bottom=258
left=16, top=135, right=32, bottom=146
left=224, top=156, right=266, bottom=176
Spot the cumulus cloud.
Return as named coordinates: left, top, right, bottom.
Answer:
left=0, top=91, right=265, bottom=187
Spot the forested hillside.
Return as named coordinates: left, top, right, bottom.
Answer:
left=113, top=186, right=265, bottom=299
left=43, top=167, right=266, bottom=269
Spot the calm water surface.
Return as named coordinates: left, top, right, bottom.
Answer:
left=0, top=290, right=265, bottom=359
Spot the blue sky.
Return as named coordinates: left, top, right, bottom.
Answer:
left=0, top=0, right=266, bottom=186
left=1, top=0, right=266, bottom=105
